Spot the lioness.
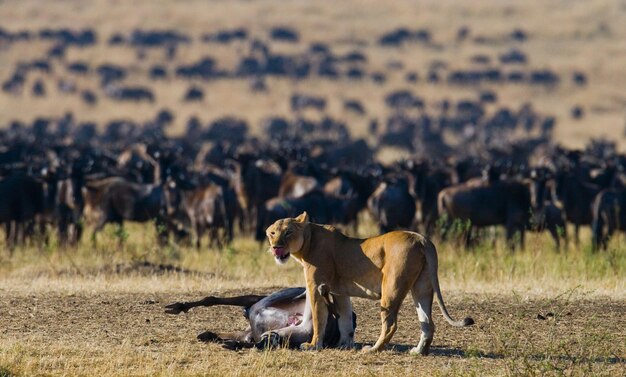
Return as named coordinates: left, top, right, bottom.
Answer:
left=266, top=212, right=474, bottom=354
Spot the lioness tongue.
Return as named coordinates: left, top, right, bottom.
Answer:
left=273, top=247, right=286, bottom=257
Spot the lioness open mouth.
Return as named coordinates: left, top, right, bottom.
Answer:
left=272, top=246, right=290, bottom=262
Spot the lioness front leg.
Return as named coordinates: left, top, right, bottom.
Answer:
left=300, top=281, right=328, bottom=350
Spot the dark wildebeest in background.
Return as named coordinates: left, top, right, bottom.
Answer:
left=323, top=169, right=379, bottom=233
left=0, top=174, right=45, bottom=248
left=165, top=287, right=356, bottom=350
left=255, top=190, right=358, bottom=241
left=277, top=169, right=320, bottom=199
left=165, top=179, right=230, bottom=248
left=406, top=161, right=455, bottom=236
left=237, top=157, right=282, bottom=233
left=54, top=176, right=84, bottom=245
left=553, top=170, right=601, bottom=245
left=39, top=169, right=85, bottom=246
left=82, top=177, right=169, bottom=244
left=367, top=176, right=416, bottom=233
left=526, top=169, right=567, bottom=249
left=591, top=188, right=626, bottom=250
left=438, top=178, right=531, bottom=249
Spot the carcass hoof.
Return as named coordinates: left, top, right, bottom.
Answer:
left=255, top=331, right=283, bottom=350
left=197, top=331, right=220, bottom=342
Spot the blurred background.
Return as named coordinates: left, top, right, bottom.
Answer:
left=1, top=0, right=625, bottom=155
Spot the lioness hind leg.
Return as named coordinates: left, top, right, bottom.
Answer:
left=410, top=273, right=435, bottom=356
left=362, top=304, right=400, bottom=353
left=364, top=281, right=409, bottom=353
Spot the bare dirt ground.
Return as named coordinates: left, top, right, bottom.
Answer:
left=0, top=228, right=624, bottom=376
left=1, top=278, right=624, bottom=376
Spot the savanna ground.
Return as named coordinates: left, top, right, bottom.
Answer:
left=0, top=218, right=624, bottom=376
left=1, top=0, right=626, bottom=375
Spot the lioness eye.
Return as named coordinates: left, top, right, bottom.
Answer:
left=270, top=231, right=275, bottom=236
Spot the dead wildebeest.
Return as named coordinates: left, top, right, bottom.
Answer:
left=165, top=286, right=356, bottom=350
left=438, top=176, right=531, bottom=249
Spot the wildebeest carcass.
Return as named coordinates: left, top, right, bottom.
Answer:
left=165, top=286, right=356, bottom=350
left=438, top=177, right=531, bottom=249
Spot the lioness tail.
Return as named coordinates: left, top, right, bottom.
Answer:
left=423, top=239, right=474, bottom=327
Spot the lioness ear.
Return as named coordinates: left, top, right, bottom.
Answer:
left=295, top=211, right=309, bottom=223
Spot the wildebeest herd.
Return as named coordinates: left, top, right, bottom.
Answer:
left=1, top=113, right=624, bottom=251
left=1, top=25, right=576, bottom=103
left=0, top=24, right=622, bottom=251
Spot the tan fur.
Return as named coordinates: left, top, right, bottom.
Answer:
left=266, top=212, right=473, bottom=354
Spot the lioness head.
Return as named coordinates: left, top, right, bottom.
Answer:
left=265, top=212, right=309, bottom=264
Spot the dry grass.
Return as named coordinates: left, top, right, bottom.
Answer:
left=1, top=291, right=623, bottom=376
left=0, top=220, right=624, bottom=376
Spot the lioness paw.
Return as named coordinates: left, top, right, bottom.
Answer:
left=361, top=345, right=383, bottom=353
left=299, top=342, right=321, bottom=351
left=410, top=338, right=432, bottom=356
left=409, top=346, right=429, bottom=356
